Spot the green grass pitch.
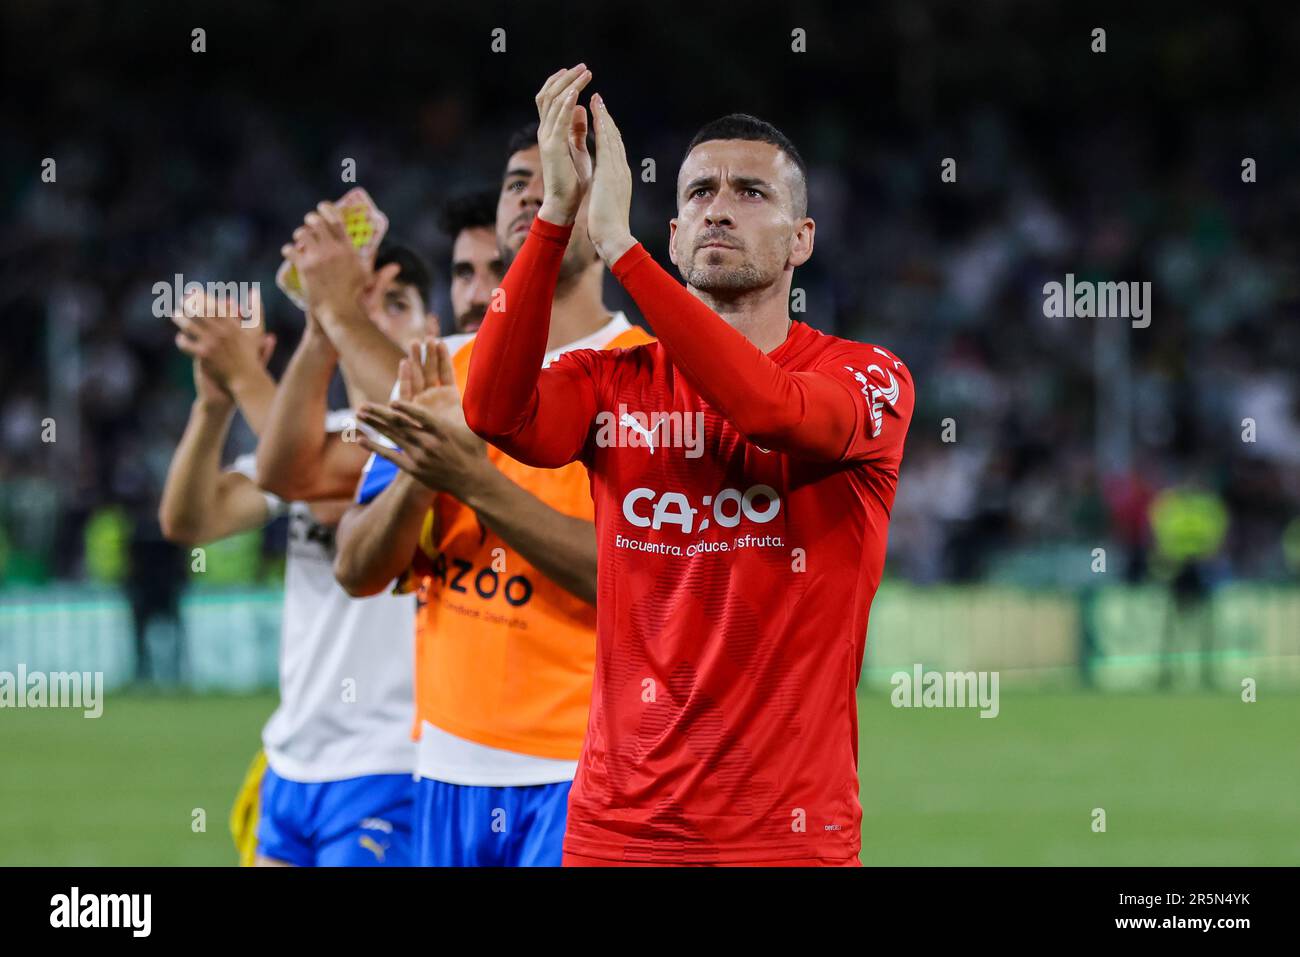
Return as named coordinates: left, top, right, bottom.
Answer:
left=1, top=689, right=1296, bottom=865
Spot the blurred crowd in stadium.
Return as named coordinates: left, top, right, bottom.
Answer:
left=2, top=3, right=1297, bottom=597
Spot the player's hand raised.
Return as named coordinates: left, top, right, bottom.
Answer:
left=355, top=337, right=489, bottom=496
left=282, top=201, right=370, bottom=320
left=535, top=64, right=593, bottom=226
left=173, top=287, right=275, bottom=402
left=587, top=94, right=637, bottom=265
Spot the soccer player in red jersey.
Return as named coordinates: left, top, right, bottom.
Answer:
left=462, top=65, right=915, bottom=865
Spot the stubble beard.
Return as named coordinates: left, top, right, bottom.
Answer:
left=683, top=249, right=767, bottom=294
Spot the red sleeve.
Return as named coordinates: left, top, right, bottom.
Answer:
left=814, top=345, right=914, bottom=466
left=462, top=217, right=599, bottom=468
left=611, top=243, right=911, bottom=463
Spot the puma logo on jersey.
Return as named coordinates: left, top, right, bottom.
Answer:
left=358, top=818, right=393, bottom=861
left=358, top=835, right=387, bottom=861
left=594, top=405, right=705, bottom=458
left=619, top=412, right=658, bottom=452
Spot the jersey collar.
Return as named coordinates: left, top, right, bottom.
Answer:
left=542, top=311, right=633, bottom=365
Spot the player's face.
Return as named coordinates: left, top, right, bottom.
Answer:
left=498, top=145, right=600, bottom=281
left=669, top=139, right=812, bottom=295
left=450, top=226, right=503, bottom=334
left=370, top=283, right=434, bottom=348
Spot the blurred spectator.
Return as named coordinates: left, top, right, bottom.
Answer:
left=1, top=2, right=1296, bottom=592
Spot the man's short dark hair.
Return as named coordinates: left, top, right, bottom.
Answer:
left=506, top=122, right=540, bottom=158
left=438, top=188, right=498, bottom=240
left=374, top=242, right=432, bottom=307
left=504, top=120, right=595, bottom=161
left=684, top=113, right=808, bottom=216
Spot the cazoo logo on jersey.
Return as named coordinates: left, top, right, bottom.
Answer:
left=622, top=484, right=781, bottom=533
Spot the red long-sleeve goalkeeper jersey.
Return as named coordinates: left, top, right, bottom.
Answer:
left=464, top=217, right=914, bottom=864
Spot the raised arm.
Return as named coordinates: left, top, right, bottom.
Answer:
left=460, top=218, right=599, bottom=467
left=584, top=93, right=909, bottom=464
left=356, top=338, right=598, bottom=604
left=461, top=65, right=602, bottom=467
left=159, top=358, right=274, bottom=546
left=281, top=201, right=407, bottom=406
left=334, top=469, right=433, bottom=598
left=169, top=289, right=278, bottom=436
left=467, top=468, right=599, bottom=605
left=611, top=244, right=903, bottom=461
left=256, top=312, right=370, bottom=501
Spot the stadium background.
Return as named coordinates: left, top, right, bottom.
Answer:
left=1, top=0, right=1297, bottom=864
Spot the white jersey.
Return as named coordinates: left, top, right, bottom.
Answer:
left=232, top=409, right=416, bottom=782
